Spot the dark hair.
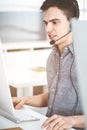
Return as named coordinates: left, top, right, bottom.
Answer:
left=40, top=0, right=79, bottom=20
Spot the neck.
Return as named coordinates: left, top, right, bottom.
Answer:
left=58, top=32, right=73, bottom=53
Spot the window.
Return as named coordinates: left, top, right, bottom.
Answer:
left=0, top=11, right=46, bottom=43
left=0, top=0, right=46, bottom=43
left=77, top=0, right=87, bottom=20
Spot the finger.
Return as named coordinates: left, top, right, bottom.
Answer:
left=49, top=117, right=63, bottom=129
left=12, top=97, right=20, bottom=103
left=45, top=116, right=62, bottom=130
left=42, top=115, right=59, bottom=128
left=53, top=120, right=64, bottom=130
left=15, top=99, right=24, bottom=109
left=42, top=118, right=50, bottom=128
left=12, top=97, right=24, bottom=109
left=58, top=125, right=67, bottom=130
left=58, top=123, right=71, bottom=130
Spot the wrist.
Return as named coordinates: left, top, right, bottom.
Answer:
left=23, top=96, right=33, bottom=105
left=21, top=97, right=28, bottom=105
left=70, top=115, right=85, bottom=128
left=69, top=116, right=76, bottom=127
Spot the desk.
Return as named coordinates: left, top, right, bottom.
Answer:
left=0, top=107, right=47, bottom=130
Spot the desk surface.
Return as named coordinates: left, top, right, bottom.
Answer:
left=0, top=108, right=47, bottom=130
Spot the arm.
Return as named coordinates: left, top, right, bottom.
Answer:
left=42, top=115, right=85, bottom=130
left=13, top=92, right=48, bottom=109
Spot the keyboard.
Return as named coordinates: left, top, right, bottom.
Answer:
left=14, top=108, right=40, bottom=122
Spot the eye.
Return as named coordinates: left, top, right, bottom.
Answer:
left=53, top=21, right=57, bottom=24
left=52, top=20, right=61, bottom=25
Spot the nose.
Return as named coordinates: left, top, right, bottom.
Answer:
left=45, top=23, right=53, bottom=33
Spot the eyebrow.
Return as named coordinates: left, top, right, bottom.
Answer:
left=43, top=18, right=60, bottom=23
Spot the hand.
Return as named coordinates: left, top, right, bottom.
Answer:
left=12, top=97, right=24, bottom=109
left=41, top=114, right=74, bottom=130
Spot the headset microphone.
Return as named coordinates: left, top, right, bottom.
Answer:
left=50, top=30, right=71, bottom=45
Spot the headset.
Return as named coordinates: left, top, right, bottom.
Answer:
left=50, top=30, right=71, bottom=45
left=72, top=0, right=79, bottom=18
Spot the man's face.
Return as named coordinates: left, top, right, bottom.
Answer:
left=43, top=7, right=71, bottom=45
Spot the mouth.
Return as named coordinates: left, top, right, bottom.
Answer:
left=48, top=34, right=57, bottom=41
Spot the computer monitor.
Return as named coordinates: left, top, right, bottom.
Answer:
left=71, top=19, right=87, bottom=129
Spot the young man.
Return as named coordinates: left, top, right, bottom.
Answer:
left=13, top=0, right=85, bottom=129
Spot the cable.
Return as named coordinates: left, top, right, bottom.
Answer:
left=70, top=55, right=78, bottom=115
